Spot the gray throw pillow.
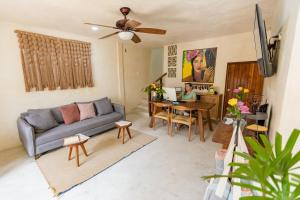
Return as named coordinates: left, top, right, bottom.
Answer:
left=24, top=110, right=59, bottom=133
left=28, top=107, right=64, bottom=124
left=94, top=97, right=113, bottom=115
left=50, top=107, right=64, bottom=123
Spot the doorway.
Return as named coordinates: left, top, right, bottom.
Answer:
left=149, top=47, right=164, bottom=81
left=223, top=61, right=264, bottom=117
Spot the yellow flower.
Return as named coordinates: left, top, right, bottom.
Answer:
left=151, top=83, right=156, bottom=89
left=244, top=88, right=249, bottom=93
left=228, top=98, right=238, bottom=106
left=238, top=87, right=243, bottom=91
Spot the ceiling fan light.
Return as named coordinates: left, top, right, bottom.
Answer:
left=118, top=31, right=134, bottom=40
left=91, top=26, right=99, bottom=31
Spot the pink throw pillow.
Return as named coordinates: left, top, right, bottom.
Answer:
left=60, top=104, right=80, bottom=125
left=77, top=103, right=96, bottom=120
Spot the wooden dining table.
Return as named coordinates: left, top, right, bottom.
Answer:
left=149, top=100, right=216, bottom=142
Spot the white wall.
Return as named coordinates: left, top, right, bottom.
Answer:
left=263, top=0, right=300, bottom=143
left=149, top=47, right=164, bottom=81
left=122, top=44, right=151, bottom=113
left=0, top=21, right=122, bottom=151
left=163, top=32, right=257, bottom=94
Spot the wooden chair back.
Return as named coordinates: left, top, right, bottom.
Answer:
left=171, top=105, right=194, bottom=112
left=152, top=102, right=171, bottom=115
left=171, top=105, right=194, bottom=121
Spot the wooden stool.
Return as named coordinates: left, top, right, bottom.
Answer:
left=115, top=121, right=132, bottom=144
left=64, top=134, right=89, bottom=167
left=246, top=124, right=268, bottom=140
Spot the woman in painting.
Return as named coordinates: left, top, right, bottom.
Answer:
left=183, top=49, right=215, bottom=82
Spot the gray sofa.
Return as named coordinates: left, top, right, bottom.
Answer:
left=17, top=98, right=125, bottom=157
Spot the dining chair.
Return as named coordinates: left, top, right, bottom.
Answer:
left=152, top=102, right=172, bottom=134
left=170, top=105, right=197, bottom=141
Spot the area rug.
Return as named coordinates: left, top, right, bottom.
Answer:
left=36, top=129, right=157, bottom=196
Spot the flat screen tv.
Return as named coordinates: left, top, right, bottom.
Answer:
left=253, top=4, right=274, bottom=77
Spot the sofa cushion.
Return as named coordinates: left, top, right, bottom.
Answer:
left=35, top=112, right=122, bottom=145
left=26, top=107, right=64, bottom=123
left=24, top=110, right=59, bottom=133
left=77, top=103, right=96, bottom=120
left=94, top=97, right=113, bottom=116
left=50, top=107, right=64, bottom=123
left=60, top=104, right=80, bottom=125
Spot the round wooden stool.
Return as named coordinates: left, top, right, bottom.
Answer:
left=64, top=134, right=89, bottom=167
left=246, top=124, right=268, bottom=140
left=115, top=121, right=132, bottom=144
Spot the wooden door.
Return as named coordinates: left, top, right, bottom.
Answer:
left=223, top=61, right=264, bottom=117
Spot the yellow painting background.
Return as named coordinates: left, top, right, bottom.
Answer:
left=182, top=50, right=207, bottom=80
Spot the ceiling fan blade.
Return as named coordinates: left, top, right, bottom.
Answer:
left=131, top=33, right=141, bottom=43
left=84, top=22, right=119, bottom=29
left=124, top=20, right=142, bottom=29
left=99, top=31, right=120, bottom=39
left=134, top=28, right=166, bottom=35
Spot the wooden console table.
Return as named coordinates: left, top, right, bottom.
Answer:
left=198, top=94, right=223, bottom=121
left=212, top=122, right=254, bottom=154
left=212, top=123, right=233, bottom=149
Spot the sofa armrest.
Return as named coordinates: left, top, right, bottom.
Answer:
left=112, top=103, right=125, bottom=120
left=17, top=117, right=35, bottom=157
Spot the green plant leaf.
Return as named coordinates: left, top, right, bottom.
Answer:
left=201, top=174, right=230, bottom=180
left=288, top=151, right=300, bottom=169
left=260, top=134, right=275, bottom=159
left=282, top=129, right=300, bottom=156
left=240, top=196, right=274, bottom=200
left=245, top=137, right=269, bottom=162
left=281, top=175, right=291, bottom=199
left=231, top=181, right=274, bottom=197
left=290, top=182, right=300, bottom=199
left=275, top=132, right=282, bottom=157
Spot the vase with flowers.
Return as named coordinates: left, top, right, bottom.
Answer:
left=227, top=87, right=250, bottom=119
left=144, top=83, right=166, bottom=101
left=227, top=87, right=250, bottom=144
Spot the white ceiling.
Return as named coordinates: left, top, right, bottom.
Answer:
left=0, top=0, right=277, bottom=47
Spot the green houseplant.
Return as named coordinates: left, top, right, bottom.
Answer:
left=143, top=83, right=165, bottom=101
left=203, top=129, right=300, bottom=199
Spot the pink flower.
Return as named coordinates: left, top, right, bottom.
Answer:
left=186, top=50, right=203, bottom=61
left=239, top=105, right=250, bottom=114
left=233, top=88, right=240, bottom=93
left=237, top=101, right=244, bottom=106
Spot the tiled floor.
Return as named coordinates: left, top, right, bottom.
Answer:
left=0, top=110, right=220, bottom=200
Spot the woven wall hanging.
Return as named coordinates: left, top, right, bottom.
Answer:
left=15, top=30, right=94, bottom=92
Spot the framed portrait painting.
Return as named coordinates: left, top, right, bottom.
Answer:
left=182, top=47, right=217, bottom=83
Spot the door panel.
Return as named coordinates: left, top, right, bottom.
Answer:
left=223, top=61, right=264, bottom=117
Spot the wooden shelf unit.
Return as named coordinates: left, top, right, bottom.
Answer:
left=197, top=94, right=223, bottom=121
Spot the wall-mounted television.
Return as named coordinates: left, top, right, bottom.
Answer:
left=253, top=4, right=279, bottom=77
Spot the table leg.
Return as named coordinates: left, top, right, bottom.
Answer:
left=117, top=128, right=121, bottom=138
left=80, top=143, right=88, bottom=156
left=149, top=116, right=154, bottom=128
left=126, top=127, right=132, bottom=139
left=75, top=145, right=80, bottom=167
left=149, top=103, right=154, bottom=128
left=207, top=110, right=213, bottom=131
left=122, top=128, right=125, bottom=144
left=198, top=110, right=205, bottom=142
left=68, top=146, right=73, bottom=160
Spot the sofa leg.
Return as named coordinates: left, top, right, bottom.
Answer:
left=35, top=154, right=41, bottom=160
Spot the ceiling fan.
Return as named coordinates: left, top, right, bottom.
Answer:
left=84, top=7, right=167, bottom=43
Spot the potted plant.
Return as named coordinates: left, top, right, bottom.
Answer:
left=203, top=129, right=300, bottom=199
left=143, top=83, right=166, bottom=101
